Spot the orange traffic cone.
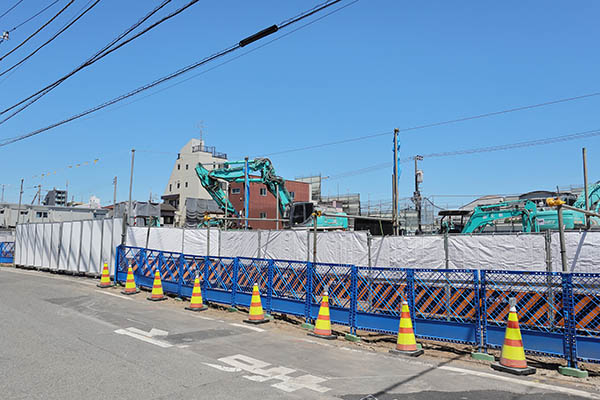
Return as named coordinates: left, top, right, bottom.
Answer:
left=389, top=301, right=423, bottom=357
left=491, top=304, right=536, bottom=375
left=308, top=289, right=336, bottom=340
left=243, top=283, right=269, bottom=324
left=120, top=266, right=139, bottom=295
left=97, top=262, right=113, bottom=288
left=185, top=276, right=207, bottom=311
left=147, top=270, right=166, bottom=301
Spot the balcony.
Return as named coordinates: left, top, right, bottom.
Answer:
left=191, top=144, right=227, bottom=159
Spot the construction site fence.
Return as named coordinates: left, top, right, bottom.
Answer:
left=12, top=222, right=600, bottom=274
left=115, top=245, right=600, bottom=369
left=0, top=241, right=14, bottom=263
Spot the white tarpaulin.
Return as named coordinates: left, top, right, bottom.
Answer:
left=308, top=231, right=369, bottom=265
left=184, top=228, right=218, bottom=256
left=448, top=233, right=547, bottom=271
left=371, top=235, right=445, bottom=269
left=551, top=231, right=600, bottom=273
left=261, top=230, right=308, bottom=261
left=220, top=231, right=260, bottom=259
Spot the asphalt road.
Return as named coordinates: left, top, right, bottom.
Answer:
left=1, top=266, right=598, bottom=400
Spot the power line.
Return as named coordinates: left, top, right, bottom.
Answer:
left=78, top=0, right=360, bottom=118
left=262, top=92, right=600, bottom=157
left=325, top=128, right=600, bottom=181
left=1, top=0, right=60, bottom=38
left=0, top=0, right=24, bottom=21
left=0, top=0, right=179, bottom=123
left=0, top=0, right=100, bottom=79
left=0, top=0, right=356, bottom=147
left=0, top=0, right=75, bottom=61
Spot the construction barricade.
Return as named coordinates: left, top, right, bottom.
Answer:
left=115, top=244, right=600, bottom=371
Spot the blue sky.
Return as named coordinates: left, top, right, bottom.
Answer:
left=0, top=0, right=599, bottom=210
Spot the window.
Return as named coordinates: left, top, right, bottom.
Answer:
left=259, top=188, right=267, bottom=196
left=177, top=182, right=180, bottom=189
left=36, top=211, right=48, bottom=218
left=290, top=191, right=295, bottom=199
left=185, top=182, right=188, bottom=188
left=169, top=184, right=172, bottom=192
left=186, top=164, right=189, bottom=170
left=177, top=164, right=181, bottom=170
left=232, top=188, right=241, bottom=194
left=260, top=212, right=267, bottom=219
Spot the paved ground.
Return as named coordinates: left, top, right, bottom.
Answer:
left=1, top=266, right=599, bottom=400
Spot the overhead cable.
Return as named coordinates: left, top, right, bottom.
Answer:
left=0, top=0, right=193, bottom=124
left=263, top=92, right=600, bottom=157
left=326, top=128, right=600, bottom=180
left=0, top=0, right=75, bottom=61
left=0, top=0, right=354, bottom=147
left=0, top=0, right=24, bottom=21
left=1, top=0, right=60, bottom=39
left=0, top=0, right=100, bottom=78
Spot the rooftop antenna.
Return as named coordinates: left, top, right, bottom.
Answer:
left=197, top=121, right=204, bottom=146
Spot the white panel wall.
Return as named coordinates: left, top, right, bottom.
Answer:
left=80, top=220, right=93, bottom=273
left=67, top=221, right=82, bottom=272
left=34, top=224, right=43, bottom=268
left=89, top=219, right=103, bottom=275
left=371, top=235, right=445, bottom=269
left=49, top=223, right=61, bottom=270
left=448, top=234, right=547, bottom=271
left=58, top=222, right=71, bottom=271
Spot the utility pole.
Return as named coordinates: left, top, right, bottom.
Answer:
left=128, top=149, right=135, bottom=227
left=392, top=128, right=399, bottom=236
left=16, top=179, right=23, bottom=225
left=37, top=184, right=41, bottom=205
left=583, top=147, right=590, bottom=229
left=276, top=189, right=280, bottom=230
left=413, top=155, right=424, bottom=235
left=1, top=184, right=4, bottom=202
left=244, top=156, right=249, bottom=230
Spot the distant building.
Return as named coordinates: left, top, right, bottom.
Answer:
left=0, top=203, right=108, bottom=228
left=295, top=175, right=320, bottom=202
left=228, top=179, right=310, bottom=230
left=108, top=201, right=160, bottom=227
left=43, top=188, right=67, bottom=206
left=162, top=138, right=228, bottom=226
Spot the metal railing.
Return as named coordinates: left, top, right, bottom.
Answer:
left=0, top=241, right=14, bottom=263
left=115, top=244, right=600, bottom=368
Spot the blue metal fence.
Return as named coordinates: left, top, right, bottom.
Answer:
left=115, top=245, right=600, bottom=368
left=0, top=241, right=14, bottom=263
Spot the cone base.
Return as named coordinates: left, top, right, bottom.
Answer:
left=244, top=318, right=270, bottom=325
left=491, top=362, right=536, bottom=376
left=97, top=283, right=114, bottom=288
left=389, top=348, right=424, bottom=357
left=147, top=296, right=167, bottom=301
left=185, top=305, right=208, bottom=312
left=121, top=289, right=139, bottom=295
left=308, top=332, right=337, bottom=340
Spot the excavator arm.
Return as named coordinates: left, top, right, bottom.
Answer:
left=195, top=158, right=293, bottom=219
left=462, top=200, right=540, bottom=233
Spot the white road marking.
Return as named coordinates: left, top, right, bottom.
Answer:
left=114, top=327, right=172, bottom=348
left=202, top=363, right=242, bottom=373
left=190, top=314, right=214, bottom=321
left=149, top=328, right=169, bottom=336
left=95, top=290, right=133, bottom=301
left=300, top=338, right=333, bottom=347
left=438, top=365, right=600, bottom=399
left=230, top=323, right=265, bottom=332
left=205, top=354, right=330, bottom=393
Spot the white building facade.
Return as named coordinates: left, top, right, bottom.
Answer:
left=162, top=138, right=227, bottom=226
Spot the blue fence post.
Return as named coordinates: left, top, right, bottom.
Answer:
left=113, top=245, right=121, bottom=285
left=561, top=273, right=578, bottom=368
left=473, top=269, right=482, bottom=352
left=406, top=269, right=415, bottom=327
left=480, top=269, right=488, bottom=353
left=232, top=257, right=239, bottom=307
left=267, top=259, right=274, bottom=313
left=350, top=264, right=358, bottom=334
left=305, top=262, right=313, bottom=323
left=177, top=253, right=184, bottom=297
left=203, top=256, right=210, bottom=299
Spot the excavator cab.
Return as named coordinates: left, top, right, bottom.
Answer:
left=288, top=202, right=314, bottom=226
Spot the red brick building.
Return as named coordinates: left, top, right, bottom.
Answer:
left=229, top=179, right=310, bottom=230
